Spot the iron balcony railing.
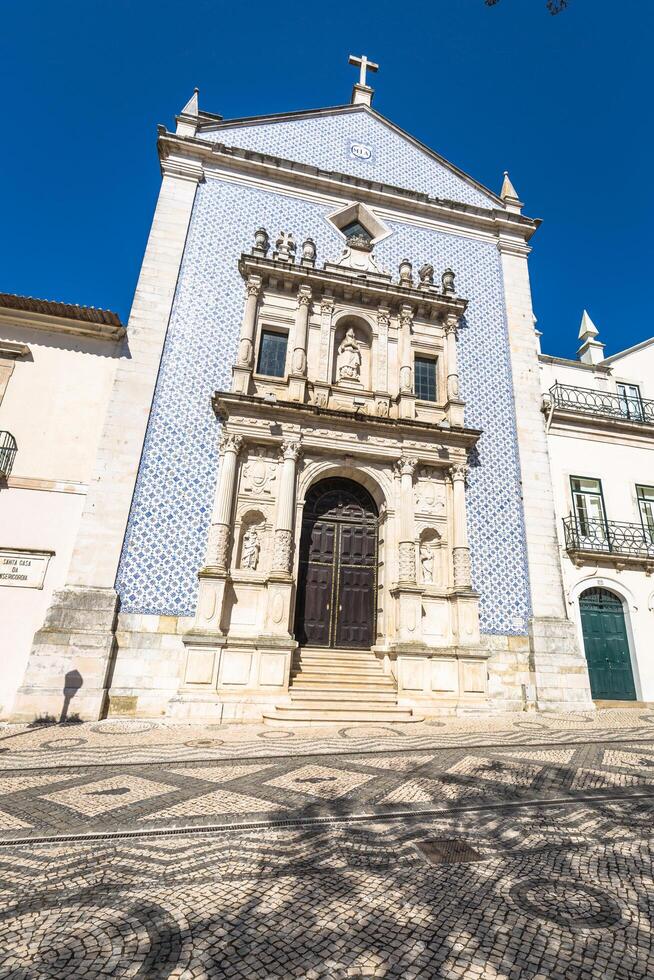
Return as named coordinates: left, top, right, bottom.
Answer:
left=563, top=515, right=654, bottom=560
left=549, top=383, right=654, bottom=424
left=0, top=431, right=17, bottom=478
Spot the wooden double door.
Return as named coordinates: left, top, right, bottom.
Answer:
left=295, top=478, right=378, bottom=649
left=579, top=587, right=636, bottom=701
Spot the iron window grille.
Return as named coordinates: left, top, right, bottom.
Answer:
left=256, top=330, right=288, bottom=378
left=549, top=383, right=654, bottom=424
left=563, top=515, right=654, bottom=559
left=0, top=431, right=17, bottom=478
left=414, top=356, right=437, bottom=402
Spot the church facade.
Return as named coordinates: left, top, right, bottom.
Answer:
left=10, top=64, right=595, bottom=723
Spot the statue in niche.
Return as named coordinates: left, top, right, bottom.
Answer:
left=337, top=328, right=362, bottom=382
left=420, top=542, right=435, bottom=584
left=241, top=526, right=262, bottom=569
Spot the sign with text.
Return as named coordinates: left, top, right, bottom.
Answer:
left=0, top=550, right=53, bottom=589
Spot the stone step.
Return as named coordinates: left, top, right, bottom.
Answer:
left=262, top=705, right=421, bottom=725
left=291, top=673, right=391, bottom=687
left=297, top=651, right=379, bottom=662
left=290, top=678, right=396, bottom=692
left=289, top=688, right=398, bottom=702
left=294, top=664, right=385, bottom=676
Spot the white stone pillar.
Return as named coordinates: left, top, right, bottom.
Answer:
left=236, top=276, right=262, bottom=368
left=450, top=462, right=472, bottom=589
left=396, top=456, right=418, bottom=583
left=291, top=286, right=312, bottom=376
left=399, top=305, right=413, bottom=393
left=205, top=433, right=243, bottom=571
left=376, top=305, right=390, bottom=393
left=398, top=305, right=416, bottom=420
left=445, top=313, right=460, bottom=400
left=272, top=440, right=301, bottom=573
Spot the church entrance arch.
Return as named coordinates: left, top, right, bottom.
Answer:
left=294, top=477, right=378, bottom=649
left=579, top=587, right=636, bottom=701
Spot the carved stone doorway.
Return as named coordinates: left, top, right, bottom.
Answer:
left=294, top=478, right=378, bottom=649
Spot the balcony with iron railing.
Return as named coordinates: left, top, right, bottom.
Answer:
left=563, top=515, right=654, bottom=566
left=548, top=384, right=654, bottom=425
left=0, top=431, right=17, bottom=478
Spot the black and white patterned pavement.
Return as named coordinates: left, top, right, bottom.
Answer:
left=1, top=711, right=654, bottom=977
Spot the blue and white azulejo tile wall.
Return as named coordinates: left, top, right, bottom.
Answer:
left=200, top=108, right=496, bottom=208
left=115, top=114, right=531, bottom=634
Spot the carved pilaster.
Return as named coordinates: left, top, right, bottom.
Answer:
left=399, top=307, right=414, bottom=395
left=450, top=461, right=472, bottom=589
left=207, top=523, right=231, bottom=570
left=398, top=541, right=417, bottom=583
left=272, top=529, right=294, bottom=574
left=445, top=313, right=461, bottom=402
left=237, top=277, right=262, bottom=368
left=318, top=294, right=334, bottom=382
left=377, top=305, right=390, bottom=392
left=453, top=547, right=472, bottom=589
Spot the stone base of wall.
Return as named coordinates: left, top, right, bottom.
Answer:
left=529, top=616, right=594, bottom=712
left=9, top=587, right=119, bottom=723
left=486, top=633, right=534, bottom=713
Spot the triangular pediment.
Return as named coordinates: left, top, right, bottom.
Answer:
left=198, top=104, right=500, bottom=209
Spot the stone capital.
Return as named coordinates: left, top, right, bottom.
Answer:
left=444, top=313, right=460, bottom=336
left=245, top=275, right=262, bottom=298
left=450, top=461, right=468, bottom=482
left=219, top=433, right=244, bottom=456
left=280, top=439, right=302, bottom=463
left=297, top=286, right=313, bottom=308
left=377, top=305, right=391, bottom=329
left=394, top=455, right=418, bottom=479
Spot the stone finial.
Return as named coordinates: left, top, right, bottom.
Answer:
left=301, top=238, right=317, bottom=267
left=274, top=232, right=296, bottom=263
left=252, top=227, right=270, bottom=257
left=441, top=268, right=456, bottom=295
left=418, top=263, right=434, bottom=287
left=500, top=171, right=524, bottom=214
left=577, top=309, right=605, bottom=365
left=180, top=87, right=199, bottom=117
left=399, top=258, right=413, bottom=286
left=176, top=88, right=200, bottom=137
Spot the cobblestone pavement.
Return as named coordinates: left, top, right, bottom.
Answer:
left=1, top=713, right=654, bottom=977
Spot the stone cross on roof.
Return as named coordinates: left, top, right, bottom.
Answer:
left=348, top=53, right=379, bottom=88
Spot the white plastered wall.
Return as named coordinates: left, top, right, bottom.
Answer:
left=0, top=327, right=121, bottom=716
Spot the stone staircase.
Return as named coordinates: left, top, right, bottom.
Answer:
left=262, top=648, right=422, bottom=726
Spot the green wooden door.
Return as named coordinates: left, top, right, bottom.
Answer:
left=579, top=588, right=636, bottom=700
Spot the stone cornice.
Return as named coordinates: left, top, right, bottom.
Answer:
left=212, top=391, right=481, bottom=457
left=157, top=130, right=540, bottom=243
left=238, top=254, right=468, bottom=318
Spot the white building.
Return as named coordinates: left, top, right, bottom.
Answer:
left=540, top=312, right=654, bottom=703
left=0, top=294, right=125, bottom=718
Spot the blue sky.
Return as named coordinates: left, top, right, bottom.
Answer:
left=1, top=0, right=651, bottom=358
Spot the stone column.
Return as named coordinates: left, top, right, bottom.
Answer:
left=450, top=462, right=472, bottom=589
left=272, top=440, right=302, bottom=574
left=233, top=276, right=261, bottom=394
left=392, top=455, right=423, bottom=646
left=398, top=305, right=416, bottom=419
left=289, top=287, right=312, bottom=402
left=396, top=456, right=418, bottom=584
left=206, top=433, right=243, bottom=571
left=444, top=313, right=465, bottom=428
left=376, top=305, right=390, bottom=394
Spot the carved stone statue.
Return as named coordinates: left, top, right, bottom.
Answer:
left=420, top=542, right=434, bottom=584
left=337, top=328, right=362, bottom=382
left=241, top=526, right=262, bottom=569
